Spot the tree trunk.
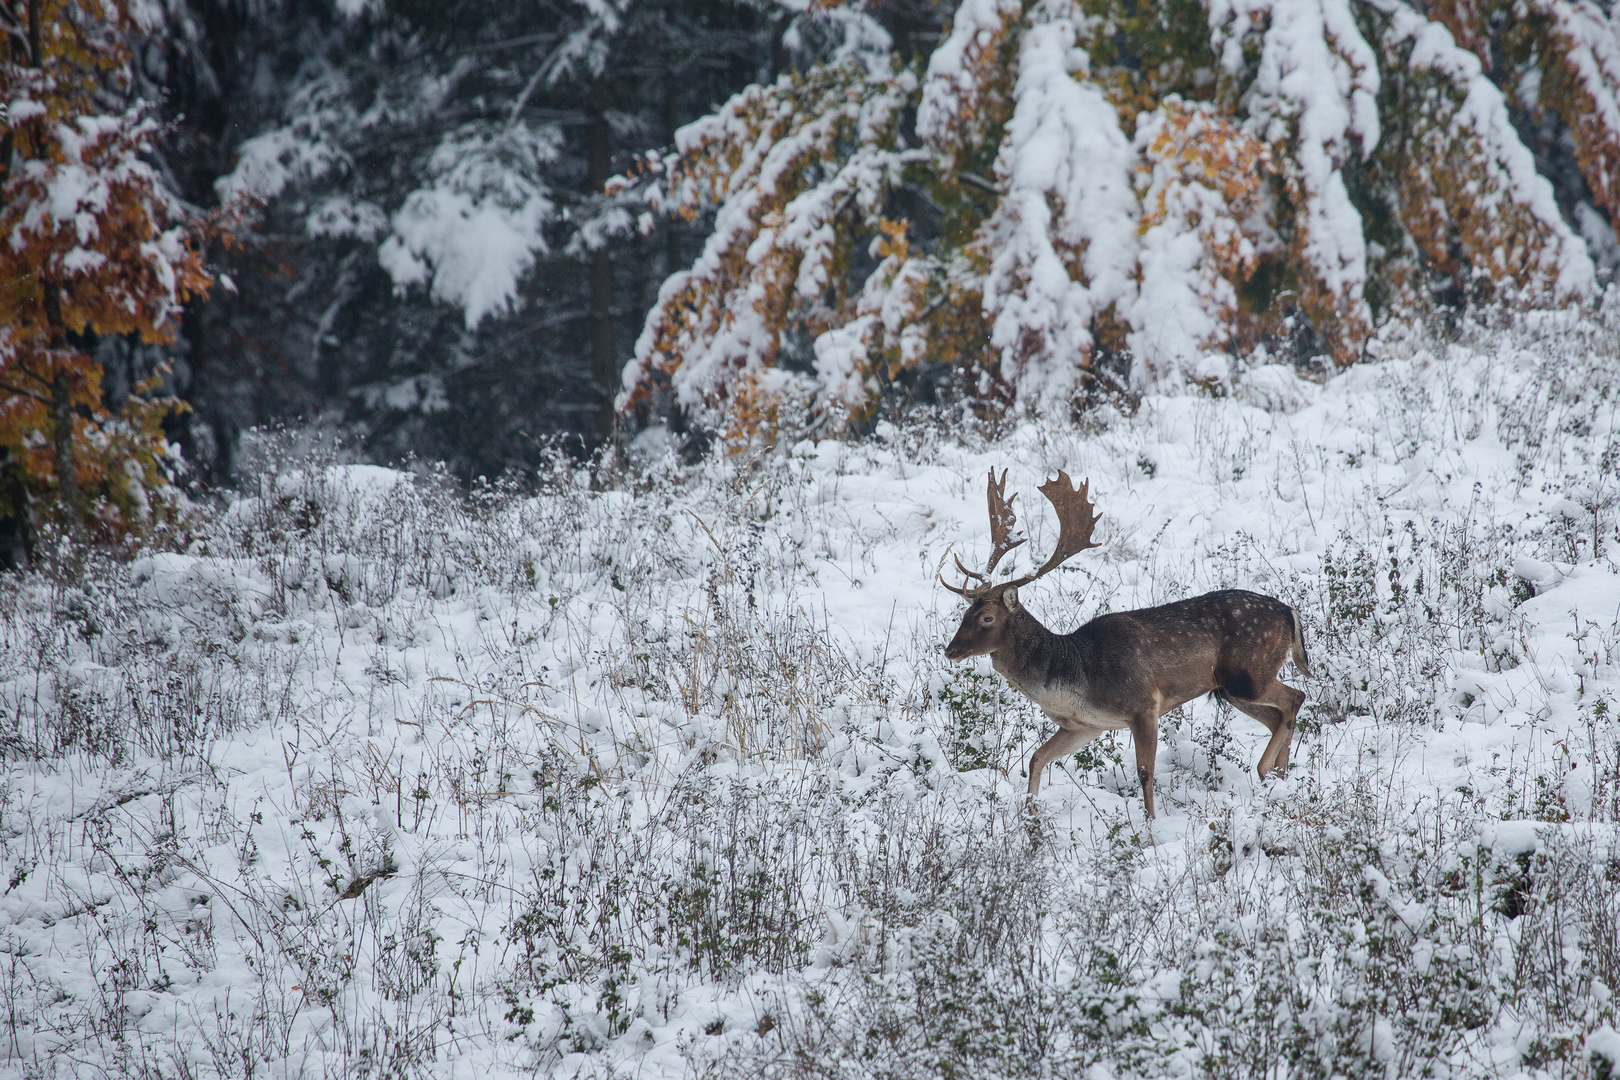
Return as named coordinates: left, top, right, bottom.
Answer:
left=27, top=0, right=42, bottom=67
left=50, top=369, right=83, bottom=538
left=0, top=447, right=36, bottom=571
left=42, top=281, right=83, bottom=538
left=586, top=78, right=616, bottom=439
left=665, top=71, right=683, bottom=278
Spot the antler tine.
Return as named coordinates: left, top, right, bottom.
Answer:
left=982, top=468, right=1028, bottom=575
left=953, top=552, right=989, bottom=584
left=1025, top=471, right=1101, bottom=581
left=941, top=469, right=1050, bottom=601
left=938, top=545, right=986, bottom=598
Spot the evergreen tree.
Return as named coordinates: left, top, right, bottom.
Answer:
left=185, top=0, right=874, bottom=478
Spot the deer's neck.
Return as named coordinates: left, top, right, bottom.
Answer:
left=989, top=607, right=1075, bottom=695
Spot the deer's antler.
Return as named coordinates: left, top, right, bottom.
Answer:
left=942, top=469, right=1100, bottom=600
left=1020, top=471, right=1102, bottom=583
left=984, top=468, right=1027, bottom=575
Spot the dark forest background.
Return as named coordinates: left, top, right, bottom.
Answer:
left=133, top=0, right=939, bottom=484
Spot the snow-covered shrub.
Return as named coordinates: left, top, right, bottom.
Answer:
left=616, top=0, right=1620, bottom=444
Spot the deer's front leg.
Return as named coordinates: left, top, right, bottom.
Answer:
left=1131, top=713, right=1160, bottom=819
left=1026, top=725, right=1099, bottom=798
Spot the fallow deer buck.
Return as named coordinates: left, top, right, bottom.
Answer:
left=941, top=470, right=1310, bottom=819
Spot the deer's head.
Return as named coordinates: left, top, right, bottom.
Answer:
left=942, top=469, right=1101, bottom=661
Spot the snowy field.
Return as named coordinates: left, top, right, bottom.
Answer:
left=2, top=310, right=1619, bottom=1079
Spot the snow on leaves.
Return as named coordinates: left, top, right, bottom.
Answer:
left=1131, top=99, right=1275, bottom=390
left=377, top=122, right=562, bottom=329
left=619, top=60, right=921, bottom=441
left=1370, top=0, right=1596, bottom=305
left=1, top=2, right=218, bottom=539
left=974, top=10, right=1138, bottom=412
left=1209, top=0, right=1380, bottom=357
left=1541, top=0, right=1620, bottom=229
left=917, top=0, right=1024, bottom=175
left=4, top=112, right=205, bottom=340
left=1424, top=0, right=1620, bottom=258
left=619, top=0, right=1617, bottom=444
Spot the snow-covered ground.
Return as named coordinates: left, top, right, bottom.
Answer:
left=2, top=310, right=1618, bottom=1079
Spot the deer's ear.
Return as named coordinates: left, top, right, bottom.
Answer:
left=1002, top=587, right=1020, bottom=611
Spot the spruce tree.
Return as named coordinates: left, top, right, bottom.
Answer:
left=189, top=0, right=865, bottom=476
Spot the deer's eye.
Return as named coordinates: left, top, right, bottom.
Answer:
left=979, top=614, right=995, bottom=626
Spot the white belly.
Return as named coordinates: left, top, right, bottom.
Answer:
left=995, top=661, right=1127, bottom=731
left=984, top=654, right=1127, bottom=731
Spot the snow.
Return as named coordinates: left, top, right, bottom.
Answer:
left=1129, top=100, right=1275, bottom=390
left=2, top=109, right=194, bottom=330
left=1592, top=1026, right=1620, bottom=1078
left=4, top=313, right=1620, bottom=1075
left=4, top=99, right=45, bottom=126
left=780, top=2, right=893, bottom=63
left=377, top=122, right=561, bottom=328
left=378, top=187, right=544, bottom=326
left=1210, top=0, right=1380, bottom=332
left=1373, top=0, right=1598, bottom=298
left=620, top=62, right=916, bottom=421
left=60, top=246, right=107, bottom=273
left=1235, top=362, right=1318, bottom=413
left=219, top=92, right=567, bottom=330
left=977, top=4, right=1139, bottom=411
left=1577, top=201, right=1620, bottom=279
left=306, top=197, right=390, bottom=241
left=630, top=0, right=1617, bottom=422
left=916, top=0, right=1024, bottom=171
left=215, top=115, right=345, bottom=206
left=1540, top=0, right=1620, bottom=217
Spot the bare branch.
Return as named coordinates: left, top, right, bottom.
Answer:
left=0, top=380, right=52, bottom=406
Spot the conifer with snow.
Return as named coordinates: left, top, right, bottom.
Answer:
left=205, top=0, right=867, bottom=471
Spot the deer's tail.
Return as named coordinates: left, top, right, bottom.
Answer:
left=1290, top=607, right=1312, bottom=678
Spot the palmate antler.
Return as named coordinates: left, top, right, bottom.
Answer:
left=945, top=468, right=1026, bottom=591
left=942, top=469, right=1101, bottom=600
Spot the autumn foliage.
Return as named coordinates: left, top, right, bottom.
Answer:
left=1, top=0, right=216, bottom=549
left=616, top=0, right=1618, bottom=447
left=617, top=62, right=925, bottom=444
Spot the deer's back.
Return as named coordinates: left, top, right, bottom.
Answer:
left=1066, top=589, right=1297, bottom=713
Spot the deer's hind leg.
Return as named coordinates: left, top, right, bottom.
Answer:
left=1216, top=690, right=1283, bottom=746
left=1233, top=679, right=1305, bottom=777
left=1130, top=711, right=1161, bottom=819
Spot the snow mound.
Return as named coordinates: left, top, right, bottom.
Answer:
left=1237, top=363, right=1319, bottom=412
